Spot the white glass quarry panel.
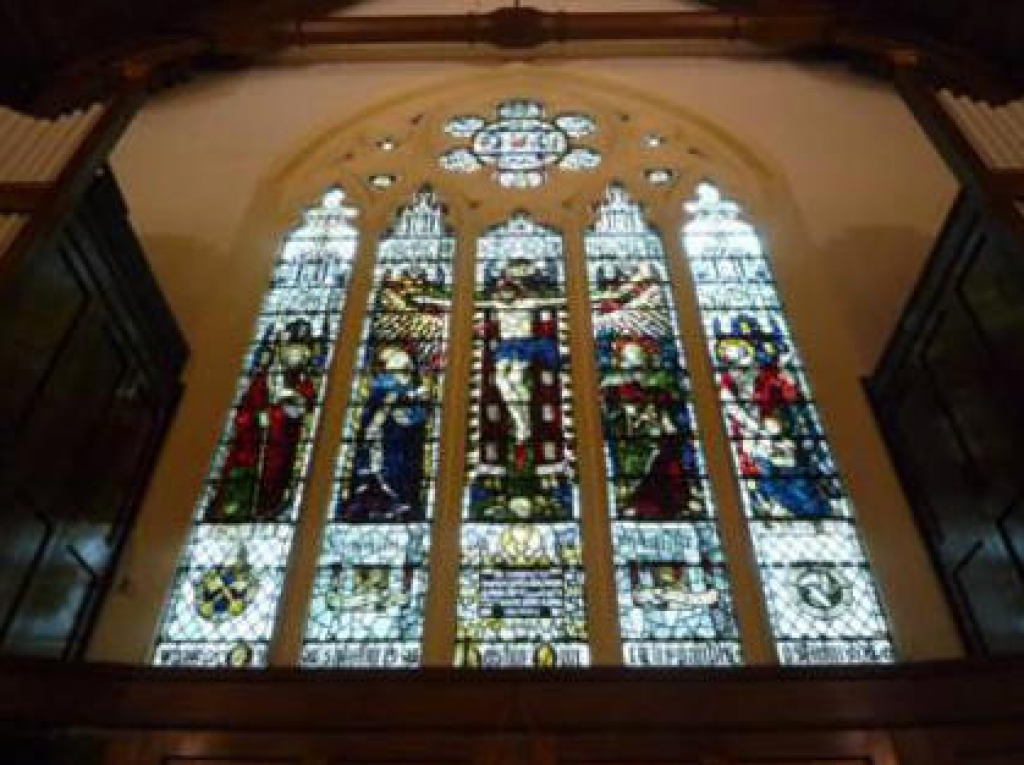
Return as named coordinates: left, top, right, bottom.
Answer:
left=681, top=182, right=894, bottom=665
left=153, top=189, right=359, bottom=667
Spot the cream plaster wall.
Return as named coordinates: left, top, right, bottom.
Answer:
left=91, top=55, right=962, bottom=664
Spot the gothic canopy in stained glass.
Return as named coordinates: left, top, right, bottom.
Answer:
left=302, top=188, right=454, bottom=669
left=440, top=100, right=600, bottom=188
left=456, top=213, right=589, bottom=668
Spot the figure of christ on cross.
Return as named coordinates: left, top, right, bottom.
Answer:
left=482, top=258, right=564, bottom=461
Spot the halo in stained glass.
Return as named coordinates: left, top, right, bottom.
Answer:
left=681, top=181, right=895, bottom=665
left=153, top=187, right=360, bottom=668
left=455, top=212, right=589, bottom=668
left=302, top=188, right=454, bottom=668
left=586, top=184, right=741, bottom=666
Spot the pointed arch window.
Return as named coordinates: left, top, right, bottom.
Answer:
left=154, top=189, right=359, bottom=667
left=681, top=182, right=894, bottom=664
left=585, top=185, right=741, bottom=666
left=152, top=97, right=900, bottom=670
left=455, top=213, right=589, bottom=668
left=302, top=189, right=455, bottom=668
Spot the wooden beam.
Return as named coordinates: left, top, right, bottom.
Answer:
left=994, top=170, right=1024, bottom=199
left=268, top=9, right=835, bottom=50
left=0, top=183, right=51, bottom=214
left=2, top=656, right=1024, bottom=731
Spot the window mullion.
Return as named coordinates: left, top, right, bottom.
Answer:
left=563, top=212, right=623, bottom=666
left=657, top=198, right=778, bottom=665
left=420, top=211, right=481, bottom=666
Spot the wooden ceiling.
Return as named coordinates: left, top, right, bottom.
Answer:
left=0, top=0, right=1020, bottom=113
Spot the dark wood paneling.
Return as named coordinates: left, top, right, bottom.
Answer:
left=868, top=192, right=1024, bottom=655
left=0, top=167, right=186, bottom=659
left=1, top=659, right=1024, bottom=765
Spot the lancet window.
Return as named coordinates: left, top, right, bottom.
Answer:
left=302, top=189, right=454, bottom=668
left=455, top=214, right=589, bottom=668
left=681, top=182, right=894, bottom=664
left=154, top=189, right=359, bottom=667
left=585, top=185, right=741, bottom=666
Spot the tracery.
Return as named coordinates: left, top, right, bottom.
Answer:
left=152, top=94, right=897, bottom=670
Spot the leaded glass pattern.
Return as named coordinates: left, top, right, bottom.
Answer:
left=153, top=188, right=359, bottom=667
left=586, top=185, right=741, bottom=666
left=440, top=100, right=600, bottom=188
left=302, top=189, right=454, bottom=668
left=681, top=182, right=894, bottom=665
left=455, top=213, right=589, bottom=668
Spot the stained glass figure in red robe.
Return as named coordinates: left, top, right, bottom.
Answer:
left=207, top=318, right=323, bottom=522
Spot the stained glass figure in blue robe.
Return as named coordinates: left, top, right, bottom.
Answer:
left=342, top=345, right=430, bottom=521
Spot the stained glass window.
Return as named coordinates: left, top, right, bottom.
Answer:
left=302, top=189, right=454, bottom=668
left=586, top=185, right=741, bottom=666
left=440, top=100, right=600, bottom=188
left=455, top=213, right=589, bottom=668
left=681, top=182, right=894, bottom=665
left=153, top=188, right=359, bottom=667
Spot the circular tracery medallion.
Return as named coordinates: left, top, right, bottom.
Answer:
left=471, top=118, right=569, bottom=172
left=440, top=100, right=599, bottom=188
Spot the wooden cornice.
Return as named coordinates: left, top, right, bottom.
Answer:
left=266, top=8, right=835, bottom=50
left=12, top=5, right=1019, bottom=119
left=2, top=656, right=1024, bottom=731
